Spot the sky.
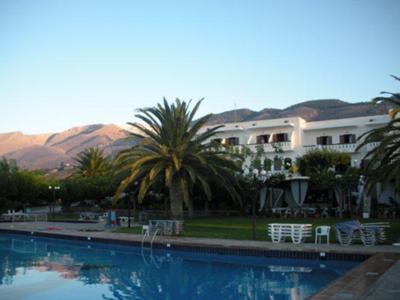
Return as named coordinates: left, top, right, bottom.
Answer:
left=0, top=0, right=399, bottom=134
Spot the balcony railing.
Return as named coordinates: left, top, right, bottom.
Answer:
left=366, top=142, right=380, bottom=152
left=247, top=141, right=293, bottom=153
left=303, top=143, right=357, bottom=153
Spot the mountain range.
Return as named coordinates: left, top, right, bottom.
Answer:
left=0, top=99, right=391, bottom=171
left=205, top=99, right=392, bottom=124
left=0, top=124, right=139, bottom=170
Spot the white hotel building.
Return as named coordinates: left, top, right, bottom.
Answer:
left=200, top=114, right=389, bottom=170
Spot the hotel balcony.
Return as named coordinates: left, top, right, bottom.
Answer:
left=247, top=141, right=293, bottom=153
left=303, top=143, right=357, bottom=153
left=366, top=142, right=380, bottom=152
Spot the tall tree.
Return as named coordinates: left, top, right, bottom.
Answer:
left=74, top=148, right=111, bottom=178
left=0, top=158, right=51, bottom=208
left=371, top=75, right=400, bottom=120
left=114, top=98, right=241, bottom=219
left=357, top=75, right=400, bottom=192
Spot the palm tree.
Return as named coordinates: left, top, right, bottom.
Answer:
left=114, top=98, right=242, bottom=219
left=357, top=75, right=400, bottom=192
left=74, top=148, right=111, bottom=177
left=372, top=75, right=400, bottom=120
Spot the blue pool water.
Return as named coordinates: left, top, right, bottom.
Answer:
left=0, top=233, right=359, bottom=300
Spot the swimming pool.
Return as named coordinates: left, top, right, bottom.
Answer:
left=0, top=233, right=360, bottom=300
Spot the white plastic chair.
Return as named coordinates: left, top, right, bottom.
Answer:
left=119, top=217, right=128, bottom=227
left=315, top=226, right=330, bottom=244
left=142, top=225, right=150, bottom=235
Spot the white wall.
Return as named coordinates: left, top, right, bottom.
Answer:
left=201, top=114, right=390, bottom=169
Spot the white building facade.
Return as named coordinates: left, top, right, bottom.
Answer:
left=200, top=114, right=389, bottom=170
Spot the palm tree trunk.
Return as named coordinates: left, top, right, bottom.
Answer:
left=164, top=196, right=169, bottom=217
left=170, top=179, right=183, bottom=220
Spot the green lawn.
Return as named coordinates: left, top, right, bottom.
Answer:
left=48, top=213, right=80, bottom=221
left=114, top=217, right=400, bottom=245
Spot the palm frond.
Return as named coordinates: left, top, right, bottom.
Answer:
left=114, top=98, right=243, bottom=217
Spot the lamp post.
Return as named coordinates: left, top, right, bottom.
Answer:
left=127, top=193, right=132, bottom=228
left=250, top=168, right=268, bottom=240
left=48, top=185, right=60, bottom=216
left=127, top=181, right=139, bottom=228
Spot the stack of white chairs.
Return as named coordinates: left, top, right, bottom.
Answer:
left=335, top=222, right=354, bottom=246
left=360, top=222, right=390, bottom=246
left=335, top=221, right=390, bottom=246
left=3, top=210, right=15, bottom=221
left=268, top=223, right=312, bottom=244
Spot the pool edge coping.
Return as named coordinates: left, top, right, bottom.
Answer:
left=0, top=227, right=372, bottom=261
left=308, top=252, right=400, bottom=300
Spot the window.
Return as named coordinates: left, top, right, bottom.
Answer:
left=272, top=133, right=289, bottom=142
left=316, top=136, right=332, bottom=145
left=264, top=158, right=272, bottom=171
left=225, top=137, right=239, bottom=146
left=256, top=134, right=270, bottom=144
left=274, top=157, right=282, bottom=171
left=340, top=134, right=356, bottom=144
left=361, top=159, right=371, bottom=171
left=212, top=138, right=222, bottom=144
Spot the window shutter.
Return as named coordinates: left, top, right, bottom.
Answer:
left=264, top=159, right=272, bottom=171
left=339, top=135, right=344, bottom=144
left=327, top=136, right=332, bottom=145
left=274, top=157, right=282, bottom=170
left=316, top=137, right=322, bottom=145
left=284, top=133, right=289, bottom=142
left=350, top=134, right=356, bottom=143
left=256, top=136, right=261, bottom=144
left=230, top=137, right=239, bottom=145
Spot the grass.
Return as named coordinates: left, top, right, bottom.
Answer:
left=48, top=213, right=80, bottom=221
left=113, top=216, right=400, bottom=245
left=115, top=227, right=142, bottom=234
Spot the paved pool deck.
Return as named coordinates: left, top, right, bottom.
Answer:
left=0, top=221, right=399, bottom=299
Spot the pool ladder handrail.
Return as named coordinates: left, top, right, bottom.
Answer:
left=141, top=227, right=162, bottom=268
left=141, top=227, right=161, bottom=250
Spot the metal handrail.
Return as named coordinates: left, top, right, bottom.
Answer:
left=141, top=227, right=160, bottom=250
left=150, top=228, right=160, bottom=249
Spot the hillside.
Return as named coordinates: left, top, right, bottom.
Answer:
left=206, top=99, right=392, bottom=124
left=5, top=145, right=72, bottom=170
left=44, top=124, right=130, bottom=156
left=0, top=131, right=50, bottom=155
left=0, top=124, right=140, bottom=171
